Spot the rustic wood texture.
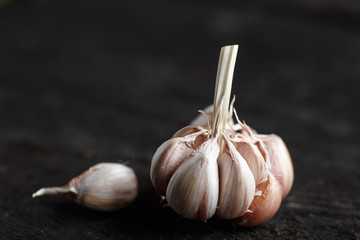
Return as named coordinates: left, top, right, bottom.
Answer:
left=0, top=0, right=359, bottom=239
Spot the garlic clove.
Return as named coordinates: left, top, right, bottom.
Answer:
left=241, top=123, right=293, bottom=199
left=150, top=127, right=209, bottom=196
left=172, top=125, right=210, bottom=149
left=33, top=162, right=138, bottom=211
left=217, top=134, right=256, bottom=219
left=166, top=137, right=220, bottom=221
left=229, top=133, right=268, bottom=186
left=258, top=134, right=294, bottom=199
left=70, top=163, right=138, bottom=211
left=233, top=174, right=282, bottom=227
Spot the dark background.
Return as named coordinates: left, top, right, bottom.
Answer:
left=0, top=0, right=359, bottom=239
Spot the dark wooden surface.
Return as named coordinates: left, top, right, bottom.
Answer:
left=0, top=0, right=359, bottom=239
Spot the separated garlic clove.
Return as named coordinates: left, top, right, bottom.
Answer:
left=166, top=137, right=220, bottom=221
left=32, top=162, right=138, bottom=211
left=258, top=134, right=294, bottom=199
left=150, top=126, right=209, bottom=196
left=217, top=134, right=256, bottom=219
left=233, top=174, right=282, bottom=227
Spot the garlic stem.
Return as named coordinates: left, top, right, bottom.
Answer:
left=212, top=45, right=238, bottom=151
left=32, top=186, right=76, bottom=198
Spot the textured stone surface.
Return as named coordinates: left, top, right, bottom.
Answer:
left=0, top=0, right=359, bottom=239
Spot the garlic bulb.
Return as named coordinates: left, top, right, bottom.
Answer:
left=240, top=122, right=294, bottom=199
left=150, top=45, right=294, bottom=226
left=33, top=162, right=138, bottom=211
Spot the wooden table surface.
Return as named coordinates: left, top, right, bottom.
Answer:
left=0, top=0, right=359, bottom=239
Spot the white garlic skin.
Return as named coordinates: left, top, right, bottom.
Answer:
left=217, top=134, right=256, bottom=219
left=166, top=137, right=220, bottom=221
left=150, top=126, right=209, bottom=196
left=33, top=162, right=138, bottom=211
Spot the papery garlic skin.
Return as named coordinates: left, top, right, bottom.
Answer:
left=190, top=105, right=213, bottom=126
left=217, top=134, right=256, bottom=219
left=233, top=174, right=282, bottom=226
left=228, top=132, right=268, bottom=186
left=240, top=124, right=294, bottom=199
left=150, top=126, right=209, bottom=196
left=33, top=162, right=138, bottom=211
left=258, top=134, right=294, bottom=199
left=166, top=137, right=220, bottom=221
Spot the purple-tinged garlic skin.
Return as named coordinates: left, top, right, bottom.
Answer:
left=258, top=134, right=294, bottom=199
left=240, top=124, right=294, bottom=199
left=233, top=174, right=282, bottom=227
